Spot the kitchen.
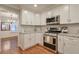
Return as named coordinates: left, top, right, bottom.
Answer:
left=0, top=4, right=79, bottom=54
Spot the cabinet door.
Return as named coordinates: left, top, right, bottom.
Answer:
left=60, top=5, right=70, bottom=24
left=30, top=33, right=36, bottom=46
left=24, top=34, right=31, bottom=49
left=34, top=14, right=41, bottom=25
left=21, top=10, right=33, bottom=25
left=52, top=7, right=60, bottom=17
left=64, top=36, right=79, bottom=54
left=40, top=13, right=46, bottom=25
left=27, top=12, right=33, bottom=25
left=19, top=34, right=24, bottom=49
left=21, top=10, right=28, bottom=25
left=31, top=13, right=35, bottom=25
left=58, top=36, right=64, bottom=53
left=38, top=33, right=43, bottom=45
left=35, top=33, right=43, bottom=45
left=70, top=5, right=79, bottom=23
left=46, top=11, right=52, bottom=18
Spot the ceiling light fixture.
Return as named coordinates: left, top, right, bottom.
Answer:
left=34, top=4, right=38, bottom=7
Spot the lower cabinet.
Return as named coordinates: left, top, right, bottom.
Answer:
left=58, top=35, right=79, bottom=54
left=24, top=34, right=31, bottom=49
left=35, top=33, right=43, bottom=45
left=19, top=33, right=43, bottom=50
left=58, top=36, right=64, bottom=53
left=30, top=33, right=36, bottom=46
left=64, top=36, right=79, bottom=54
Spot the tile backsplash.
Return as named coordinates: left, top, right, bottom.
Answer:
left=19, top=23, right=79, bottom=34
left=66, top=24, right=79, bottom=34
left=46, top=24, right=79, bottom=34
left=19, top=25, right=47, bottom=33
left=59, top=24, right=79, bottom=34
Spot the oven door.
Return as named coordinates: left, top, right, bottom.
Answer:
left=44, top=35, right=57, bottom=50
left=44, top=35, right=56, bottom=45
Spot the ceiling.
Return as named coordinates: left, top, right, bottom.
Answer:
left=2, top=4, right=62, bottom=13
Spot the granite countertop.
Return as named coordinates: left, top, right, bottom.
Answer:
left=59, top=33, right=79, bottom=38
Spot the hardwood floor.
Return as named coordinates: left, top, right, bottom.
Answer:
left=18, top=44, right=55, bottom=54
left=0, top=44, right=55, bottom=54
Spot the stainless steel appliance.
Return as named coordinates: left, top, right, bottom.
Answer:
left=43, top=27, right=61, bottom=53
left=46, top=15, right=60, bottom=25
left=46, top=27, right=61, bottom=33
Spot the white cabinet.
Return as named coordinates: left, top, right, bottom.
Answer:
left=24, top=34, right=31, bottom=49
left=58, top=35, right=79, bottom=54
left=59, top=5, right=79, bottom=24
left=35, top=33, right=43, bottom=45
left=52, top=7, right=60, bottom=17
left=70, top=5, right=79, bottom=23
left=60, top=5, right=70, bottom=24
left=30, top=33, right=36, bottom=46
left=19, top=33, right=43, bottom=50
left=20, top=10, right=44, bottom=25
left=64, top=36, right=79, bottom=54
left=18, top=34, right=24, bottom=49
left=40, top=13, right=46, bottom=25
left=58, top=35, right=64, bottom=53
left=20, top=10, right=34, bottom=25
left=34, top=14, right=41, bottom=25
left=23, top=33, right=36, bottom=49
left=19, top=34, right=31, bottom=50
left=46, top=11, right=52, bottom=18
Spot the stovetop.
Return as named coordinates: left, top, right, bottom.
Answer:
left=45, top=31, right=61, bottom=33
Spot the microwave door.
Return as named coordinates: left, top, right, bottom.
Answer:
left=51, top=17, right=55, bottom=22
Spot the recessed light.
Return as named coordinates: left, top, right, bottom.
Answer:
left=36, top=14, right=39, bottom=16
left=34, top=4, right=38, bottom=7
left=24, top=10, right=28, bottom=13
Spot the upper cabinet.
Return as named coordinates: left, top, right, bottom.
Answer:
left=20, top=10, right=33, bottom=25
left=34, top=14, right=41, bottom=25
left=40, top=13, right=47, bottom=25
left=46, top=11, right=52, bottom=18
left=59, top=5, right=70, bottom=24
left=52, top=7, right=60, bottom=17
left=20, top=9, right=45, bottom=25
left=20, top=5, right=79, bottom=25
left=70, top=5, right=79, bottom=23
left=60, top=4, right=79, bottom=24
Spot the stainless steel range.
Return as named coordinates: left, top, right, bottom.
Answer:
left=43, top=27, right=61, bottom=53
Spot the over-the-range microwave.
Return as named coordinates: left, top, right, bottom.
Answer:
left=46, top=15, right=60, bottom=25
